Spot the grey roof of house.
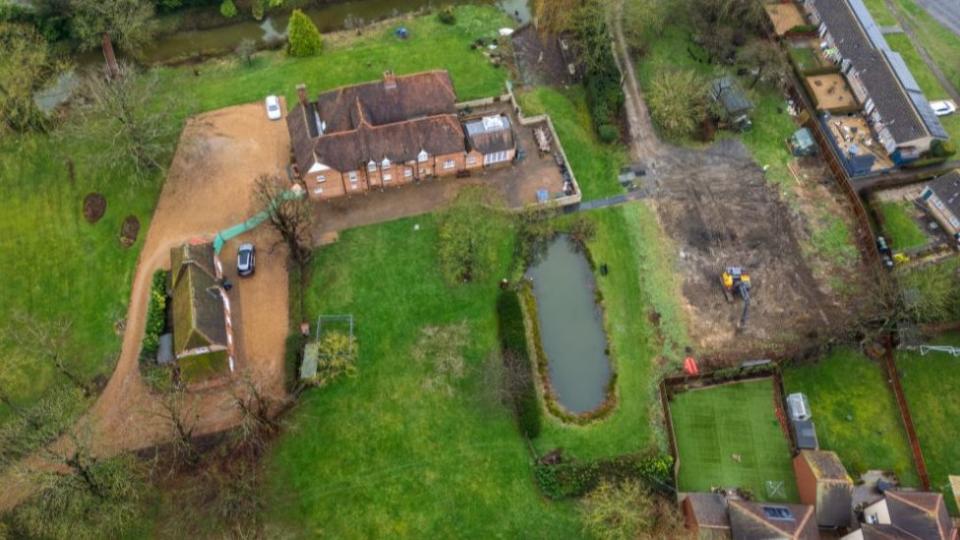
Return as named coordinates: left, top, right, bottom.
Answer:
left=812, top=0, right=948, bottom=143
left=927, top=170, right=960, bottom=218
left=884, top=490, right=955, bottom=540
left=464, top=115, right=515, bottom=154
left=728, top=500, right=819, bottom=540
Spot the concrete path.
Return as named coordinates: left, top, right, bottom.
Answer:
left=914, top=0, right=960, bottom=37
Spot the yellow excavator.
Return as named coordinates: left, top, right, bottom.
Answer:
left=721, top=267, right=751, bottom=328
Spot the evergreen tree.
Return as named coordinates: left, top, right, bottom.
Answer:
left=286, top=9, right=323, bottom=57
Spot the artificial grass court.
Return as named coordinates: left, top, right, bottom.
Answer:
left=670, top=379, right=798, bottom=501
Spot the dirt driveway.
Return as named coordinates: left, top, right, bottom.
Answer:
left=0, top=102, right=291, bottom=511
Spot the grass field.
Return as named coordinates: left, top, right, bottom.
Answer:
left=670, top=379, right=798, bottom=501
left=264, top=216, right=584, bottom=538
left=896, top=332, right=960, bottom=515
left=0, top=5, right=510, bottom=419
left=783, top=349, right=919, bottom=485
left=877, top=201, right=928, bottom=251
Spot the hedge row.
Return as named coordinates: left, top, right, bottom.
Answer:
left=580, top=17, right=624, bottom=142
left=496, top=290, right=542, bottom=439
left=534, top=450, right=674, bottom=500
left=140, top=270, right=169, bottom=362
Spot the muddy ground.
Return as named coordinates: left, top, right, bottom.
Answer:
left=647, top=140, right=852, bottom=359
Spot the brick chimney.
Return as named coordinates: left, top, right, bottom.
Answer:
left=296, top=83, right=308, bottom=107
left=383, top=70, right=397, bottom=91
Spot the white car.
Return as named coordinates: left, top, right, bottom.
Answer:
left=265, top=95, right=282, bottom=120
left=929, top=99, right=957, bottom=117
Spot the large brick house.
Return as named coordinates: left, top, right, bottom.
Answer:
left=287, top=70, right=511, bottom=200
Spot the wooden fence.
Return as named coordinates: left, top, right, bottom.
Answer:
left=883, top=342, right=931, bottom=489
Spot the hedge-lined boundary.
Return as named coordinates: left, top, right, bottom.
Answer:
left=534, top=450, right=674, bottom=500
left=496, top=290, right=542, bottom=439
left=140, top=270, right=169, bottom=362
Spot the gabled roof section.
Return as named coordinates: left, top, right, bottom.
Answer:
left=927, top=170, right=960, bottom=218
left=685, top=492, right=731, bottom=530
left=884, top=490, right=955, bottom=540
left=170, top=243, right=227, bottom=355
left=315, top=70, right=457, bottom=133
left=728, top=500, right=819, bottom=540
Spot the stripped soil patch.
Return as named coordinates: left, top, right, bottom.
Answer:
left=83, top=192, right=107, bottom=223
left=120, top=215, right=140, bottom=247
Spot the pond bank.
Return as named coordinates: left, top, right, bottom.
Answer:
left=523, top=236, right=615, bottom=420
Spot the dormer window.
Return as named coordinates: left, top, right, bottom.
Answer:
left=382, top=157, right=391, bottom=169
left=418, top=149, right=429, bottom=163
left=368, top=160, right=377, bottom=172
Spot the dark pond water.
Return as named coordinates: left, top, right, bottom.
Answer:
left=526, top=236, right=612, bottom=414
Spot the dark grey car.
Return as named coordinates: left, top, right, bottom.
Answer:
left=237, top=243, right=255, bottom=277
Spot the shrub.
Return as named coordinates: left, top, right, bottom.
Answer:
left=647, top=69, right=706, bottom=140
left=496, top=290, right=542, bottom=438
left=534, top=450, right=674, bottom=500
left=597, top=124, right=619, bottom=143
left=437, top=6, right=456, bottom=25
left=219, top=0, right=237, bottom=18
left=577, top=1, right=624, bottom=142
left=304, top=331, right=358, bottom=387
left=140, top=270, right=168, bottom=362
left=286, top=9, right=323, bottom=57
left=930, top=139, right=957, bottom=158
left=284, top=332, right=308, bottom=391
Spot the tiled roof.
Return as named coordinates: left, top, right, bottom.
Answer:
left=927, top=170, right=960, bottom=218
left=170, top=243, right=226, bottom=354
left=728, top=500, right=819, bottom=539
left=885, top=490, right=955, bottom=540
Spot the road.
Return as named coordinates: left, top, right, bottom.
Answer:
left=914, top=0, right=960, bottom=37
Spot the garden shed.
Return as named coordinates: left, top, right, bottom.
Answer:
left=709, top=76, right=753, bottom=131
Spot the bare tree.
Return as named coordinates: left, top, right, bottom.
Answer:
left=740, top=39, right=789, bottom=89
left=69, top=0, right=156, bottom=79
left=229, top=371, right=283, bottom=455
left=253, top=174, right=314, bottom=271
left=70, top=62, right=182, bottom=182
left=150, top=385, right=200, bottom=468
left=3, top=312, right=95, bottom=398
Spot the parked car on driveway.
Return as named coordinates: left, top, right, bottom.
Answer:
left=265, top=95, right=282, bottom=120
left=237, top=243, right=255, bottom=277
left=930, top=99, right=957, bottom=117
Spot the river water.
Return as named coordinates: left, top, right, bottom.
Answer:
left=526, top=237, right=612, bottom=414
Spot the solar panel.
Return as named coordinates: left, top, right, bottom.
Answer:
left=909, top=91, right=950, bottom=139
left=884, top=50, right=922, bottom=93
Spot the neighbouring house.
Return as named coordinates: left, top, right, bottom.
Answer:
left=921, top=170, right=960, bottom=239
left=287, top=70, right=515, bottom=200
left=793, top=450, right=854, bottom=529
left=709, top=76, right=754, bottom=131
left=804, top=0, right=949, bottom=163
left=842, top=490, right=957, bottom=540
left=170, top=242, right=234, bottom=380
left=682, top=492, right=820, bottom=539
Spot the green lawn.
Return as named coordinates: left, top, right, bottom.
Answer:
left=670, top=379, right=798, bottom=501
left=264, top=216, right=582, bottom=538
left=896, top=332, right=960, bottom=514
left=877, top=201, right=928, bottom=251
left=783, top=349, right=919, bottom=485
left=0, top=4, right=510, bottom=417
left=894, top=0, right=960, bottom=94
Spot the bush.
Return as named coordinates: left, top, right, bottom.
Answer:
left=286, top=9, right=323, bottom=57
left=437, top=6, right=456, bottom=25
left=577, top=1, right=625, bottom=142
left=930, top=139, right=957, bottom=158
left=140, top=270, right=168, bottom=362
left=597, top=124, right=619, bottom=143
left=219, top=0, right=237, bottom=18
left=284, top=332, right=308, bottom=392
left=496, top=290, right=542, bottom=438
left=647, top=69, right=706, bottom=140
left=534, top=450, right=674, bottom=500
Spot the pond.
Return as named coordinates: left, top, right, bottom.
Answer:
left=526, top=236, right=612, bottom=414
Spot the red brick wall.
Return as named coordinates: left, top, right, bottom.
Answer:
left=793, top=455, right=817, bottom=507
